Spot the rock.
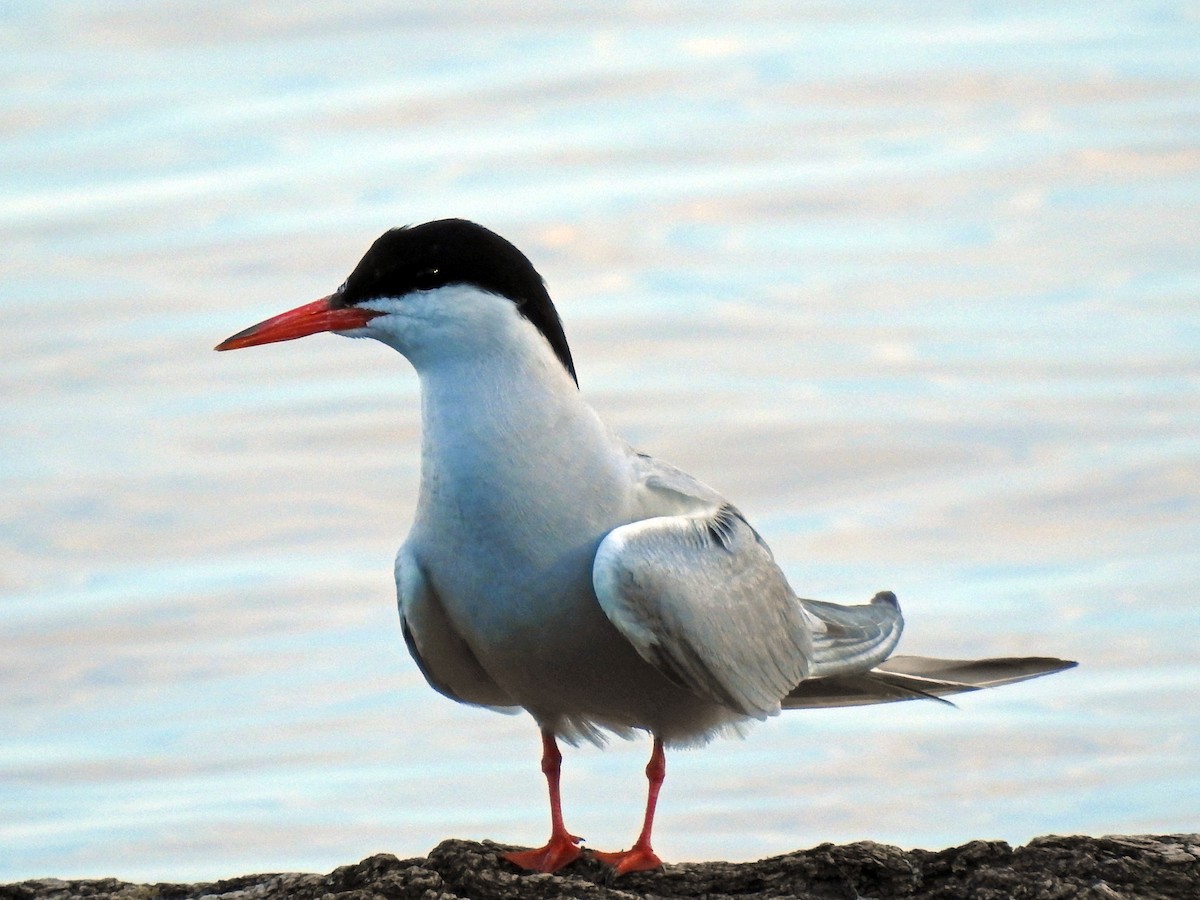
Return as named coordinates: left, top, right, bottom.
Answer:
left=2, top=835, right=1197, bottom=900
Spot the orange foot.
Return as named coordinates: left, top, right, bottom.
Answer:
left=502, top=832, right=583, bottom=873
left=591, top=843, right=663, bottom=876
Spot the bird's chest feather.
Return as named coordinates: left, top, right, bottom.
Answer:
left=410, top=376, right=630, bottom=636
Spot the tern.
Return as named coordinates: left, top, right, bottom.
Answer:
left=216, top=218, right=1075, bottom=876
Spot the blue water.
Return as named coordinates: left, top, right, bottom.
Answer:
left=3, top=0, right=1199, bottom=883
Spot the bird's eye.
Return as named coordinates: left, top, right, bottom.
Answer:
left=414, top=267, right=441, bottom=290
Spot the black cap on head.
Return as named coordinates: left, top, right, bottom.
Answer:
left=334, top=219, right=577, bottom=385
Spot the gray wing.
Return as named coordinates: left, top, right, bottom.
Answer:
left=396, top=545, right=518, bottom=711
left=784, top=655, right=1078, bottom=709
left=594, top=460, right=814, bottom=718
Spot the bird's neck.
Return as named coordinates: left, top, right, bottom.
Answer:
left=411, top=340, right=626, bottom=545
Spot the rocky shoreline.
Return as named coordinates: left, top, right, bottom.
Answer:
left=3, top=835, right=1197, bottom=900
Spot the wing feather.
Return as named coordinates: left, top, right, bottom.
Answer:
left=593, top=503, right=813, bottom=719
left=396, top=547, right=518, bottom=710
left=784, top=654, right=1077, bottom=709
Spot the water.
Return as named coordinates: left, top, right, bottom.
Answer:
left=3, top=0, right=1199, bottom=883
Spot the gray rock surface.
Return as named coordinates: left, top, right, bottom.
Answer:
left=3, top=835, right=1197, bottom=900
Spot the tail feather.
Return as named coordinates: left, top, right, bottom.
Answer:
left=784, top=654, right=1077, bottom=710
left=802, top=590, right=905, bottom=678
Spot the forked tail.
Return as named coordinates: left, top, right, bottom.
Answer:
left=801, top=590, right=905, bottom=678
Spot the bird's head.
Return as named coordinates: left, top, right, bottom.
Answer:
left=215, top=219, right=577, bottom=385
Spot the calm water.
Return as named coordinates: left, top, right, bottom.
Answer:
left=3, top=0, right=1199, bottom=883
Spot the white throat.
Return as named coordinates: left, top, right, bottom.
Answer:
left=366, top=286, right=626, bottom=560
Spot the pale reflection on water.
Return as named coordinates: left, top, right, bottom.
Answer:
left=3, top=0, right=1199, bottom=883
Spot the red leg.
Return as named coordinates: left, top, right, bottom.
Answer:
left=591, top=736, right=666, bottom=875
left=502, top=730, right=583, bottom=873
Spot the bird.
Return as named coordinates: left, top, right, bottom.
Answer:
left=215, top=218, right=1076, bottom=876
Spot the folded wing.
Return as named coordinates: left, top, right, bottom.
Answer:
left=396, top=546, right=519, bottom=710
left=784, top=654, right=1077, bottom=709
left=593, top=503, right=813, bottom=718
left=598, top=447, right=1074, bottom=717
